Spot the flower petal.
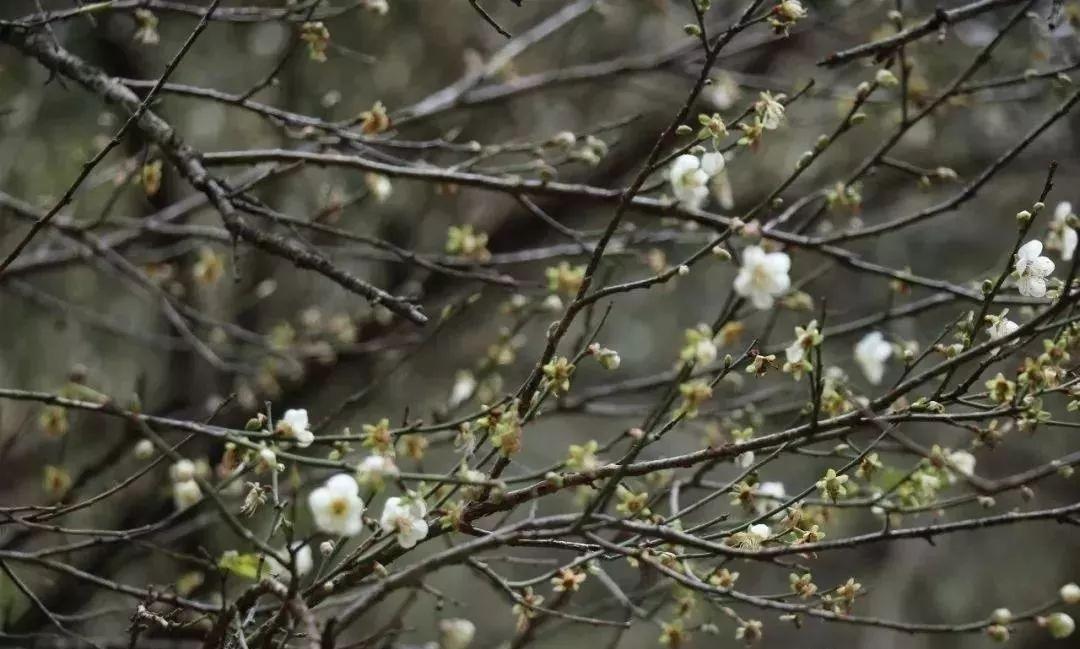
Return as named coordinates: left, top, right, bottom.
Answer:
left=700, top=152, right=725, bottom=176
left=1016, top=239, right=1043, bottom=262
left=1029, top=255, right=1055, bottom=278
left=326, top=473, right=359, bottom=496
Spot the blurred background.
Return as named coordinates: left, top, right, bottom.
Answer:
left=1, top=1, right=1079, bottom=647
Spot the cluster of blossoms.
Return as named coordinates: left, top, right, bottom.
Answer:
left=292, top=407, right=431, bottom=547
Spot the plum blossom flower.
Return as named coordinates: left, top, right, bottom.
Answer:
left=439, top=618, right=476, bottom=649
left=948, top=450, right=976, bottom=477
left=380, top=495, right=429, bottom=548
left=755, top=91, right=785, bottom=130
left=172, top=478, right=201, bottom=510
left=669, top=153, right=725, bottom=209
left=357, top=454, right=400, bottom=486
left=1013, top=240, right=1055, bottom=298
left=277, top=409, right=314, bottom=447
left=758, top=481, right=786, bottom=500
left=733, top=246, right=791, bottom=309
left=755, top=481, right=786, bottom=515
left=308, top=474, right=365, bottom=536
left=169, top=459, right=201, bottom=510
left=170, top=459, right=196, bottom=483
left=365, top=173, right=393, bottom=202
left=854, top=332, right=892, bottom=385
left=735, top=451, right=755, bottom=469
left=986, top=310, right=1019, bottom=341
left=1053, top=202, right=1077, bottom=261
left=748, top=523, right=771, bottom=542
left=777, top=0, right=807, bottom=20
left=681, top=325, right=718, bottom=366
left=784, top=320, right=822, bottom=380
left=448, top=370, right=476, bottom=409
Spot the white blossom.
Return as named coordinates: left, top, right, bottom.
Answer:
left=172, top=479, right=201, bottom=510
left=277, top=408, right=314, bottom=447
left=1014, top=240, right=1055, bottom=298
left=778, top=0, right=808, bottom=21
left=754, top=481, right=786, bottom=515
left=1054, top=202, right=1077, bottom=261
left=257, top=447, right=278, bottom=473
left=362, top=0, right=389, bottom=16
left=448, top=370, right=477, bottom=408
left=854, top=332, right=892, bottom=385
left=735, top=451, right=755, bottom=469
left=706, top=73, right=741, bottom=110
left=733, top=246, right=791, bottom=309
left=669, top=153, right=725, bottom=209
left=948, top=450, right=976, bottom=477
left=380, top=496, right=429, bottom=548
left=694, top=338, right=718, bottom=366
left=758, top=481, right=786, bottom=500
left=365, top=172, right=393, bottom=202
left=439, top=618, right=476, bottom=649
left=748, top=523, right=771, bottom=541
left=308, top=474, right=365, bottom=536
left=756, top=91, right=785, bottom=130
left=987, top=314, right=1019, bottom=341
left=133, top=439, right=155, bottom=460
left=170, top=459, right=196, bottom=483
left=357, top=454, right=400, bottom=485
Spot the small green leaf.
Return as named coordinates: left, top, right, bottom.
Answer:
left=218, top=551, right=264, bottom=580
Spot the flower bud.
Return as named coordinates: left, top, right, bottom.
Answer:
left=1061, top=583, right=1080, bottom=605
left=320, top=540, right=335, bottom=556
left=875, top=69, right=899, bottom=87
left=549, top=131, right=576, bottom=148
left=133, top=439, right=155, bottom=460
left=439, top=619, right=476, bottom=649
left=1044, top=612, right=1075, bottom=639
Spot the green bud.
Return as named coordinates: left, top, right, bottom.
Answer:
left=875, top=69, right=899, bottom=87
